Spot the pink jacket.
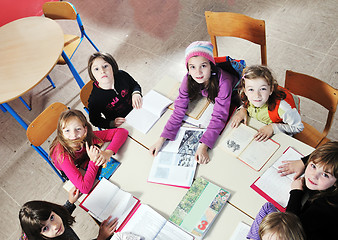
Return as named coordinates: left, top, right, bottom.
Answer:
left=52, top=128, right=128, bottom=194
left=161, top=68, right=237, bottom=149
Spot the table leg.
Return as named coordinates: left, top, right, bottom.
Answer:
left=1, top=103, right=28, bottom=130
left=0, top=104, right=7, bottom=113
left=61, top=51, right=85, bottom=89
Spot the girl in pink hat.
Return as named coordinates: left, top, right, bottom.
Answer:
left=150, top=41, right=238, bottom=164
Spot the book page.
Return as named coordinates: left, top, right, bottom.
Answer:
left=142, top=90, right=173, bottom=117
left=120, top=204, right=166, bottom=240
left=183, top=103, right=214, bottom=128
left=81, top=179, right=138, bottom=223
left=125, top=108, right=158, bottom=134
left=148, top=128, right=204, bottom=187
left=272, top=147, right=304, bottom=180
left=239, top=139, right=279, bottom=171
left=156, top=221, right=194, bottom=240
left=254, top=167, right=292, bottom=208
left=229, top=222, right=250, bottom=240
left=221, top=124, right=256, bottom=157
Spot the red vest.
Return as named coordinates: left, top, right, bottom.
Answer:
left=268, top=86, right=299, bottom=123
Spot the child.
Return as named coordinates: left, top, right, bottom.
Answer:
left=88, top=52, right=143, bottom=129
left=247, top=202, right=305, bottom=240
left=283, top=141, right=338, bottom=240
left=231, top=65, right=303, bottom=142
left=19, top=187, right=142, bottom=240
left=49, top=109, right=128, bottom=194
left=149, top=41, right=238, bottom=164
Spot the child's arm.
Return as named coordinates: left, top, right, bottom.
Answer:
left=93, top=128, right=129, bottom=156
left=149, top=137, right=166, bottom=156
left=230, top=107, right=248, bottom=128
left=272, top=102, right=304, bottom=135
left=97, top=216, right=118, bottom=240
left=195, top=143, right=210, bottom=164
left=51, top=146, right=99, bottom=194
left=132, top=93, right=142, bottom=109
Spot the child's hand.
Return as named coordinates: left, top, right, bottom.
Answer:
left=149, top=137, right=166, bottom=156
left=114, top=117, right=126, bottom=127
left=278, top=160, right=305, bottom=179
left=132, top=93, right=143, bottom=109
left=86, top=142, right=100, bottom=162
left=68, top=186, right=80, bottom=204
left=195, top=143, right=210, bottom=164
left=97, top=216, right=118, bottom=240
left=231, top=108, right=248, bottom=128
left=291, top=176, right=304, bottom=190
left=254, top=124, right=274, bottom=142
left=95, top=150, right=115, bottom=166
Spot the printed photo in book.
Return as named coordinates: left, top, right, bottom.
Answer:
left=79, top=178, right=140, bottom=230
left=251, top=147, right=304, bottom=212
left=169, top=177, right=230, bottom=239
left=221, top=123, right=280, bottom=171
left=148, top=127, right=204, bottom=188
left=125, top=89, right=173, bottom=134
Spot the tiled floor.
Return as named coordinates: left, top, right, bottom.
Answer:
left=1, top=0, right=337, bottom=239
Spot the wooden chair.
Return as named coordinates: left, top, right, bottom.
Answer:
left=26, top=102, right=68, bottom=181
left=284, top=70, right=338, bottom=148
left=205, top=11, right=267, bottom=65
left=80, top=80, right=94, bottom=114
left=43, top=1, right=99, bottom=88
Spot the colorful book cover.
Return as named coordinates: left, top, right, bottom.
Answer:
left=169, top=177, right=230, bottom=239
left=98, top=157, right=120, bottom=180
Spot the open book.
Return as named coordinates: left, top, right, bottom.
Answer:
left=169, top=177, right=230, bottom=239
left=148, top=127, right=205, bottom=188
left=80, top=179, right=194, bottom=240
left=154, top=77, right=210, bottom=120
left=119, top=204, right=194, bottom=240
left=125, top=89, right=172, bottom=134
left=221, top=124, right=280, bottom=171
left=229, top=222, right=251, bottom=240
left=251, top=147, right=304, bottom=212
left=80, top=178, right=140, bottom=230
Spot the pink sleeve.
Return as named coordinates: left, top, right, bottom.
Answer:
left=93, top=128, right=128, bottom=154
left=51, top=146, right=99, bottom=194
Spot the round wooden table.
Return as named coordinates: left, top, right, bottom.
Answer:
left=0, top=16, right=64, bottom=129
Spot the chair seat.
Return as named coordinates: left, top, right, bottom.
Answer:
left=293, top=121, right=326, bottom=148
left=57, top=34, right=81, bottom=64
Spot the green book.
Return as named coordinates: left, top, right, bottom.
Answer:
left=169, top=177, right=231, bottom=239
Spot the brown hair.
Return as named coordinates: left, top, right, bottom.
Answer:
left=49, top=109, right=101, bottom=164
left=187, top=61, right=219, bottom=103
left=306, top=141, right=338, bottom=205
left=19, top=200, right=75, bottom=240
left=88, top=52, right=119, bottom=82
left=239, top=65, right=286, bottom=110
left=259, top=211, right=305, bottom=240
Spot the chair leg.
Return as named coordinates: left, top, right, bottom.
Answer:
left=0, top=104, right=7, bottom=112
left=46, top=75, right=56, bottom=88
left=61, top=51, right=85, bottom=89
left=31, top=145, right=66, bottom=182
left=19, top=97, right=31, bottom=111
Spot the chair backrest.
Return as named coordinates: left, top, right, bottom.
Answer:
left=26, top=102, right=68, bottom=147
left=43, top=1, right=77, bottom=20
left=205, top=11, right=267, bottom=65
left=285, top=70, right=338, bottom=136
left=80, top=80, right=94, bottom=109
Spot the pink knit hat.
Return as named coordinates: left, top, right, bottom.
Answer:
left=185, top=41, right=215, bottom=66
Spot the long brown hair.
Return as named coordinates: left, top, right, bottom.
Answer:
left=239, top=65, right=286, bottom=110
left=187, top=61, right=219, bottom=103
left=19, top=200, right=75, bottom=240
left=88, top=52, right=119, bottom=82
left=49, top=109, right=101, bottom=164
left=305, top=141, right=338, bottom=205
